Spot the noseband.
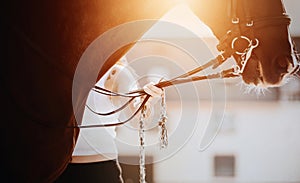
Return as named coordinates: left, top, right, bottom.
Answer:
left=78, top=0, right=297, bottom=128
left=217, top=0, right=292, bottom=75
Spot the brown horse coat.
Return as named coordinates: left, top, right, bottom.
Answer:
left=1, top=0, right=295, bottom=182
left=1, top=1, right=177, bottom=182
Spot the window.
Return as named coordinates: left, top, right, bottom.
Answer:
left=214, top=155, right=235, bottom=177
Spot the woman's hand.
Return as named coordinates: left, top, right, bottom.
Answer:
left=143, top=82, right=163, bottom=98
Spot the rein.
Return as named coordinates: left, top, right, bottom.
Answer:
left=79, top=52, right=240, bottom=129
left=77, top=1, right=294, bottom=129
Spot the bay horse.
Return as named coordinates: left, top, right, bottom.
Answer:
left=1, top=0, right=298, bottom=182
left=188, top=0, right=299, bottom=86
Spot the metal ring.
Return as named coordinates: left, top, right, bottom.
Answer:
left=231, top=36, right=252, bottom=55
left=252, top=38, right=259, bottom=47
left=232, top=65, right=241, bottom=75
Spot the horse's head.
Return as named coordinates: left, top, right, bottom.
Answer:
left=190, top=0, right=299, bottom=87
left=235, top=0, right=299, bottom=86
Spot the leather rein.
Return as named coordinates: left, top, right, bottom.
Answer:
left=77, top=0, right=294, bottom=128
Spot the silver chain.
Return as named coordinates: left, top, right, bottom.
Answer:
left=158, top=89, right=168, bottom=149
left=139, top=105, right=147, bottom=183
left=138, top=89, right=168, bottom=183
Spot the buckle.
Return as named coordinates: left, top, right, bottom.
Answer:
left=232, top=17, right=239, bottom=24
left=246, top=20, right=254, bottom=27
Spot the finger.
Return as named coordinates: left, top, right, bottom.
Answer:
left=147, top=84, right=163, bottom=96
left=143, top=84, right=162, bottom=97
left=143, top=85, right=156, bottom=97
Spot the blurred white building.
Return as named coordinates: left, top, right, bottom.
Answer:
left=88, top=2, right=300, bottom=183
left=117, top=2, right=300, bottom=183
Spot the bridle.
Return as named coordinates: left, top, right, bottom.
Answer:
left=11, top=0, right=296, bottom=129
left=217, top=0, right=293, bottom=75
left=80, top=0, right=299, bottom=128
left=75, top=0, right=299, bottom=128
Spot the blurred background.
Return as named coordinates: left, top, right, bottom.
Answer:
left=102, top=1, right=300, bottom=182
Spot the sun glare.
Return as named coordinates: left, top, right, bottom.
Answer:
left=142, top=3, right=215, bottom=39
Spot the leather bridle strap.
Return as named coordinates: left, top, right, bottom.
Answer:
left=74, top=1, right=295, bottom=129
left=229, top=0, right=239, bottom=23
left=252, top=15, right=291, bottom=28
left=217, top=0, right=291, bottom=75
left=78, top=3, right=293, bottom=129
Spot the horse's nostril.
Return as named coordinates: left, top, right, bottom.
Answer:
left=277, top=57, right=289, bottom=69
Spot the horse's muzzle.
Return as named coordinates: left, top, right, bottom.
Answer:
left=241, top=55, right=295, bottom=87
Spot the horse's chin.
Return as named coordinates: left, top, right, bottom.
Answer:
left=260, top=59, right=298, bottom=87
left=243, top=77, right=283, bottom=88
left=243, top=70, right=289, bottom=88
left=254, top=77, right=287, bottom=88
left=241, top=58, right=295, bottom=88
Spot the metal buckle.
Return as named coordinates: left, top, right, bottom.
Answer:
left=246, top=20, right=254, bottom=27
left=232, top=17, right=239, bottom=24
